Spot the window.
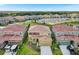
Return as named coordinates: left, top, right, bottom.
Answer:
left=29, top=32, right=39, bottom=35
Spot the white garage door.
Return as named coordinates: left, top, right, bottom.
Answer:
left=40, top=46, right=52, bottom=55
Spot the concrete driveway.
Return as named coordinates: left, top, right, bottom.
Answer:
left=59, top=45, right=70, bottom=55
left=40, top=46, right=52, bottom=55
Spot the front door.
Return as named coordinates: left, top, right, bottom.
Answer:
left=36, top=39, right=39, bottom=46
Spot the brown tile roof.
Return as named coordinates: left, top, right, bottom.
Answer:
left=53, top=24, right=79, bottom=32
left=0, top=24, right=26, bottom=32
left=29, top=25, right=51, bottom=32
left=0, top=35, right=22, bottom=44
left=0, top=24, right=26, bottom=44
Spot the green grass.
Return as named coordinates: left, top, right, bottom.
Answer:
left=0, top=49, right=5, bottom=55
left=51, top=42, right=62, bottom=55
left=16, top=36, right=40, bottom=55
left=17, top=43, right=39, bottom=55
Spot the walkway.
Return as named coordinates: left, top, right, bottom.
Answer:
left=59, top=45, right=70, bottom=55
left=40, top=46, right=52, bottom=55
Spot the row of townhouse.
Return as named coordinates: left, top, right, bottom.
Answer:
left=0, top=24, right=26, bottom=49
left=0, top=14, right=79, bottom=25
left=53, top=25, right=79, bottom=36
left=0, top=15, right=44, bottom=25
left=52, top=24, right=79, bottom=47
left=0, top=16, right=26, bottom=25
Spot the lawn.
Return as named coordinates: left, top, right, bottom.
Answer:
left=0, top=49, right=5, bottom=55
left=17, top=43, right=39, bottom=55
left=16, top=34, right=40, bottom=55
left=16, top=42, right=40, bottom=55
left=51, top=42, right=62, bottom=55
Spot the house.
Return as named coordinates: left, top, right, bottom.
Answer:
left=52, top=24, right=79, bottom=46
left=0, top=17, right=10, bottom=25
left=0, top=16, right=15, bottom=25
left=0, top=24, right=26, bottom=49
left=52, top=24, right=79, bottom=36
left=14, top=16, right=26, bottom=22
left=28, top=25, right=52, bottom=46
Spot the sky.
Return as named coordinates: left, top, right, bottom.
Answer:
left=0, top=4, right=79, bottom=11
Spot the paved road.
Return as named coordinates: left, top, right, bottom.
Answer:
left=40, top=46, right=52, bottom=55
left=59, top=45, right=70, bottom=55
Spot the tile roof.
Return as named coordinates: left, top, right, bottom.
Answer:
left=0, top=24, right=26, bottom=44
left=53, top=24, right=79, bottom=32
left=0, top=35, right=22, bottom=44
left=0, top=24, right=26, bottom=32
left=29, top=25, right=51, bottom=33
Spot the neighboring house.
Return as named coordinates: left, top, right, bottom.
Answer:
left=0, top=17, right=10, bottom=25
left=52, top=24, right=79, bottom=47
left=14, top=16, right=26, bottom=22
left=0, top=24, right=26, bottom=49
left=28, top=25, right=52, bottom=46
left=0, top=24, right=26, bottom=36
left=52, top=24, right=79, bottom=36
left=0, top=16, right=15, bottom=25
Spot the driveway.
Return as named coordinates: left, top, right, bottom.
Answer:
left=59, top=45, right=70, bottom=55
left=40, top=46, right=52, bottom=55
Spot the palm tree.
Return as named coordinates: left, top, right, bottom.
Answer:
left=70, top=40, right=74, bottom=45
